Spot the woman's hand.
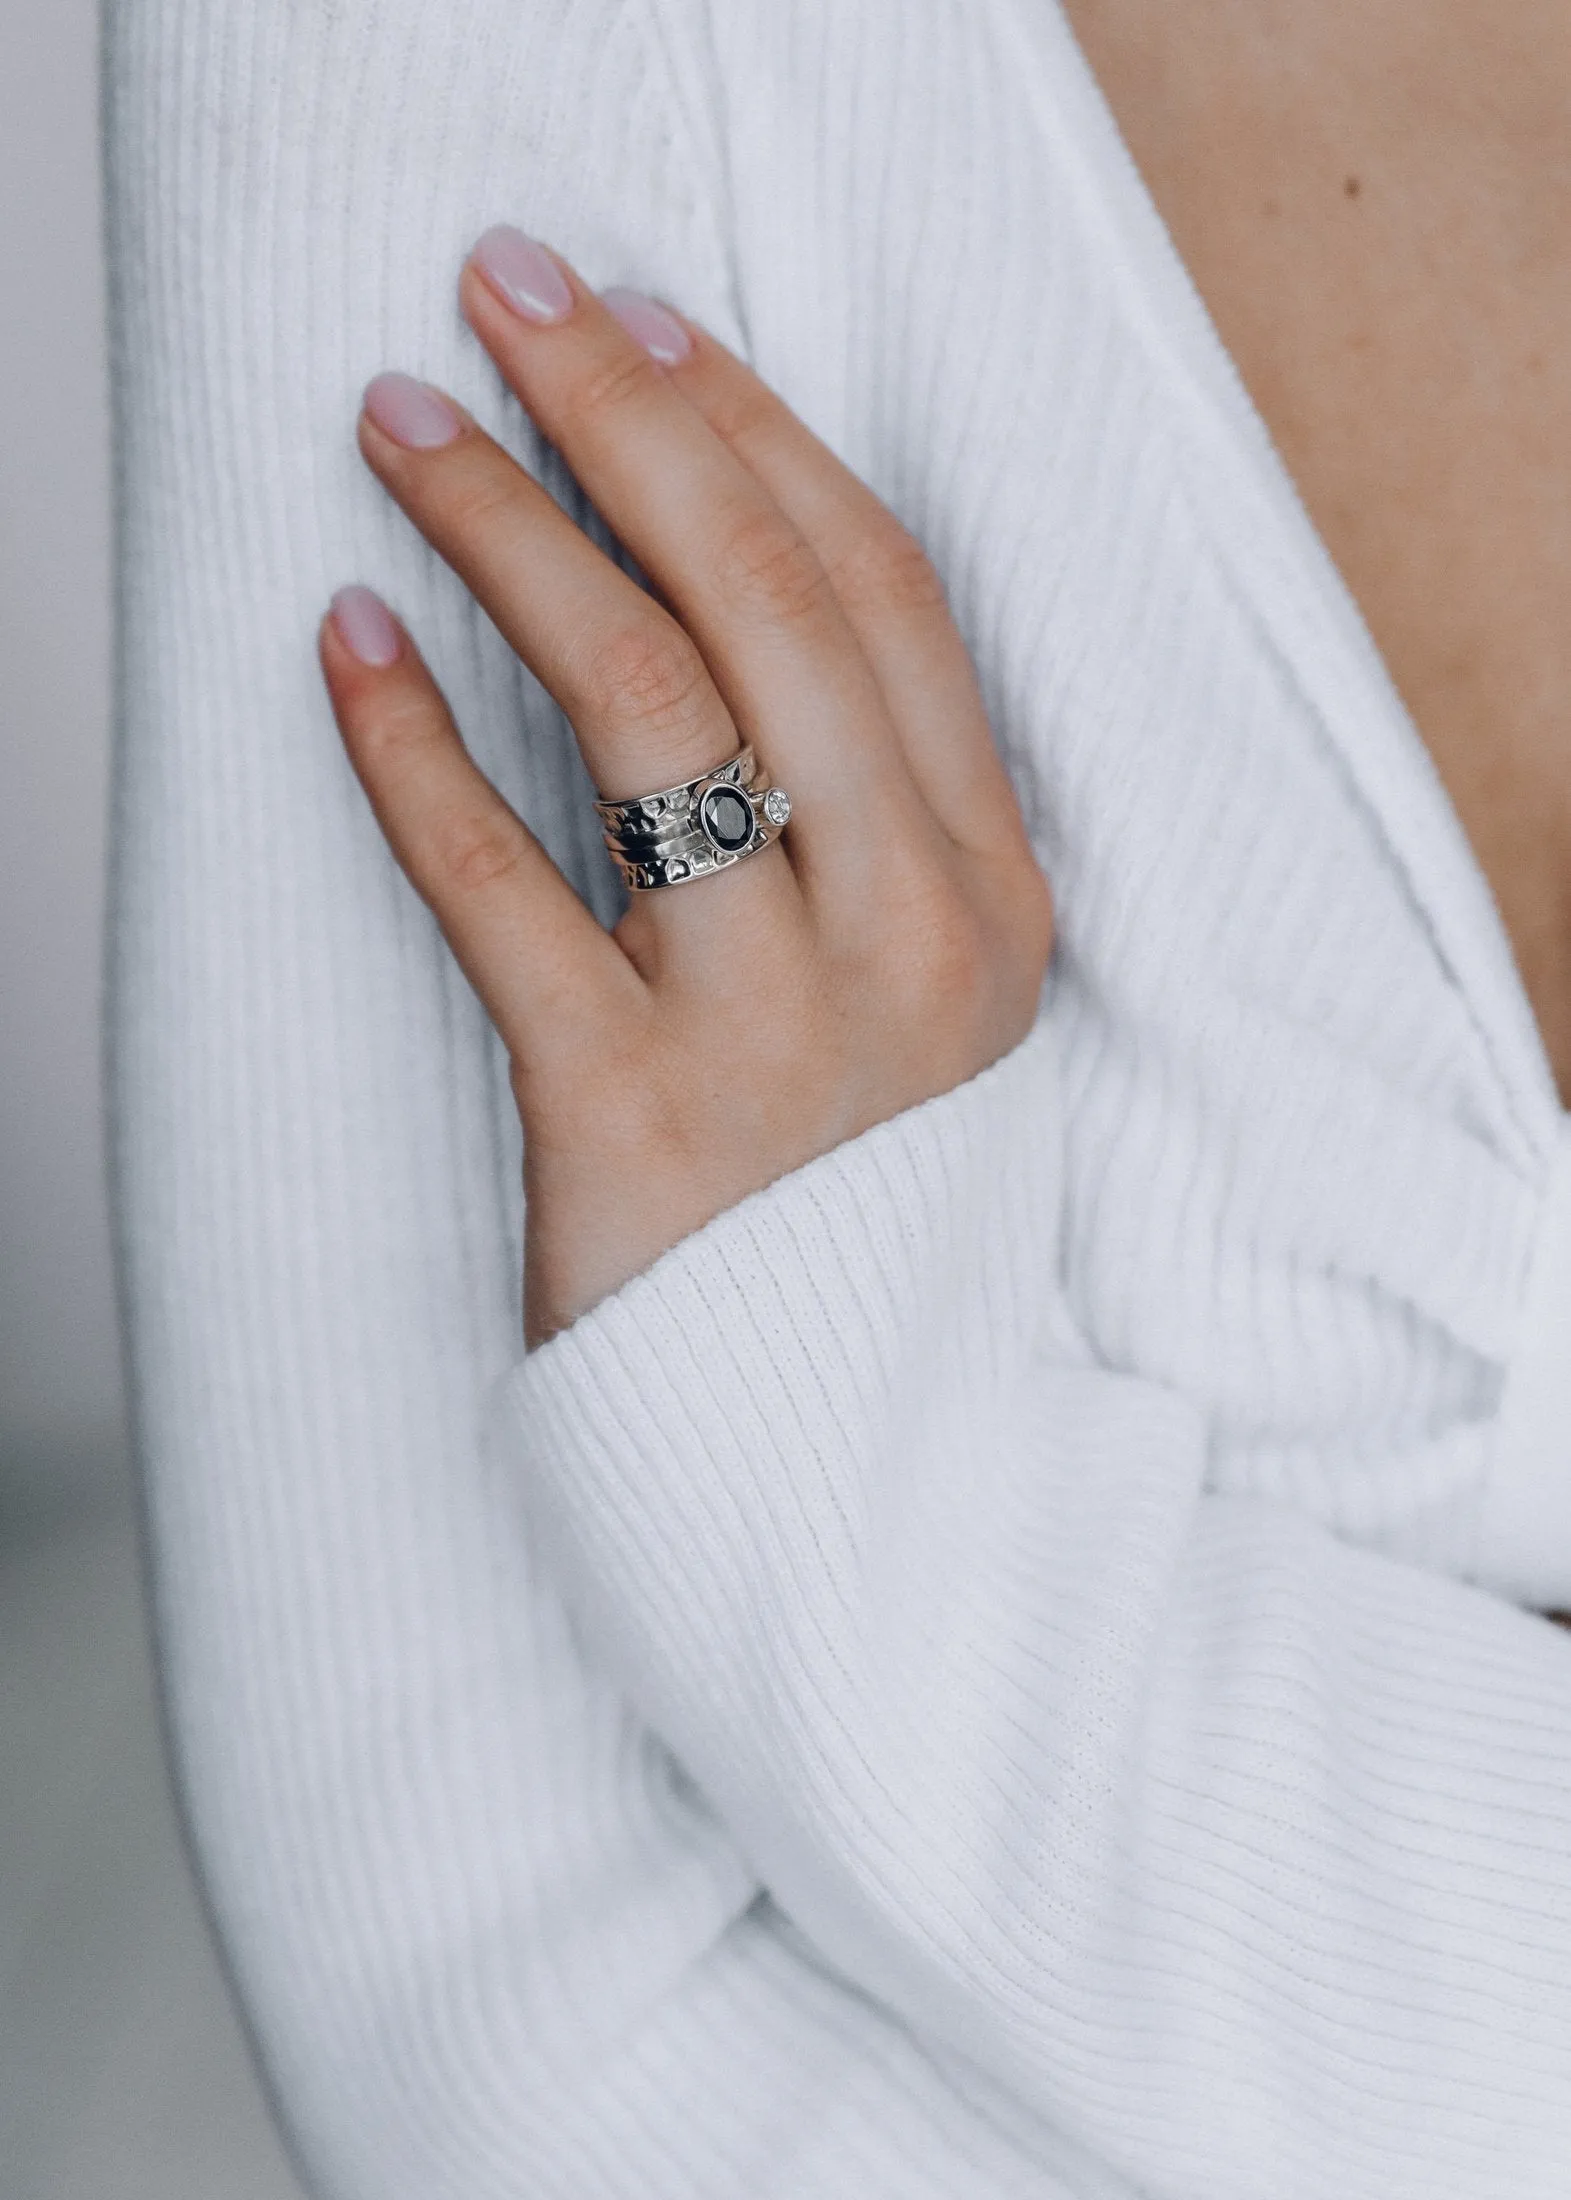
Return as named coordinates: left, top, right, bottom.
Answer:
left=319, top=225, right=1052, bottom=1350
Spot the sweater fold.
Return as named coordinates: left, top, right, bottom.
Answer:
left=499, top=1006, right=1571, bottom=2197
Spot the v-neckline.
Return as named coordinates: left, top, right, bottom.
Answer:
left=996, top=0, right=1566, bottom=1169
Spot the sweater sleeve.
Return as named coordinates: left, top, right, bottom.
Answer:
left=102, top=3, right=1145, bottom=2196
left=498, top=1004, right=1571, bottom=2200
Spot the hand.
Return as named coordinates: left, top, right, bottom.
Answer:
left=318, top=226, right=1052, bottom=1350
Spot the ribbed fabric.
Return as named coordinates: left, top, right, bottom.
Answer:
left=101, top=2, right=1571, bottom=2196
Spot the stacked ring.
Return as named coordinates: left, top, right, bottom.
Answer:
left=593, top=744, right=793, bottom=891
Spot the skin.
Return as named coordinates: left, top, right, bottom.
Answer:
left=1063, top=0, right=1571, bottom=1103
left=320, top=17, right=1570, bottom=1620
left=319, top=246, right=1052, bottom=1350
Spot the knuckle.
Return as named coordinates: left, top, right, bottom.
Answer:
left=973, top=832, right=1055, bottom=976
left=433, top=810, right=528, bottom=896
left=568, top=344, right=660, bottom=429
left=578, top=618, right=711, bottom=739
left=699, top=378, right=780, bottom=456
left=825, top=520, right=950, bottom=622
left=712, top=507, right=833, bottom=629
left=351, top=686, right=438, bottom=768
left=435, top=462, right=526, bottom=546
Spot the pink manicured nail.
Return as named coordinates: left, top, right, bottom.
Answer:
left=329, top=584, right=402, bottom=667
left=471, top=224, right=574, bottom=323
left=600, top=287, right=692, bottom=365
left=361, top=372, right=463, bottom=449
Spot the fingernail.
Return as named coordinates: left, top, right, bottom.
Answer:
left=329, top=584, right=402, bottom=667
left=471, top=224, right=574, bottom=323
left=601, top=287, right=692, bottom=365
left=361, top=371, right=464, bottom=449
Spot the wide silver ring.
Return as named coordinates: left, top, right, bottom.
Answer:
left=593, top=745, right=793, bottom=891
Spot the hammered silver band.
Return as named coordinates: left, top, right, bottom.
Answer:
left=594, top=744, right=793, bottom=891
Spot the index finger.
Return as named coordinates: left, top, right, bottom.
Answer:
left=319, top=590, right=644, bottom=1073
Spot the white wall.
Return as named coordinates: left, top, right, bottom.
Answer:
left=0, top=0, right=126, bottom=1500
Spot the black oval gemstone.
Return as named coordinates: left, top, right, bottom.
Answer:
left=701, top=785, right=754, bottom=852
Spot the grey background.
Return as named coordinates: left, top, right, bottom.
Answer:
left=2, top=4, right=306, bottom=2192
left=1, top=0, right=121, bottom=1506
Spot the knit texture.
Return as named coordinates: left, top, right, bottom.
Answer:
left=102, top=1, right=1571, bottom=2195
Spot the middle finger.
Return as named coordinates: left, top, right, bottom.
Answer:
left=457, top=227, right=939, bottom=896
left=357, top=379, right=805, bottom=960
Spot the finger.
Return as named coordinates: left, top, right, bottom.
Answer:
left=455, top=228, right=939, bottom=900
left=352, top=380, right=804, bottom=951
left=606, top=294, right=1031, bottom=864
left=319, top=585, right=643, bottom=1066
left=353, top=376, right=739, bottom=801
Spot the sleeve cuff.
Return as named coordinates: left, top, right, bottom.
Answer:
left=485, top=1009, right=1069, bottom=1521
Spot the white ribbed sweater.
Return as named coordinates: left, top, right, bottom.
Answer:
left=103, top=1, right=1571, bottom=2194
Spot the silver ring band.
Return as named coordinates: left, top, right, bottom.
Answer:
left=594, top=745, right=792, bottom=891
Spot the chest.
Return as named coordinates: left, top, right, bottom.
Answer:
left=674, top=0, right=1571, bottom=1596
left=1061, top=0, right=1571, bottom=1102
